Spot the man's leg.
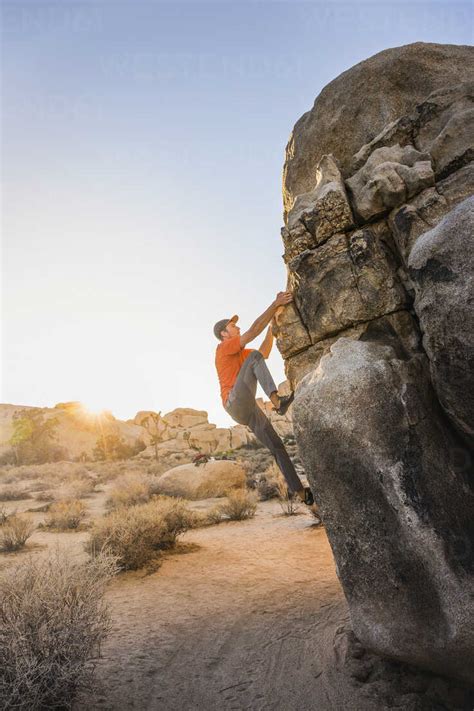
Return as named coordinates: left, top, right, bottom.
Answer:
left=225, top=351, right=278, bottom=423
left=225, top=351, right=313, bottom=504
left=247, top=403, right=304, bottom=494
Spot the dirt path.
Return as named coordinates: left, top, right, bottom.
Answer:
left=80, top=501, right=366, bottom=711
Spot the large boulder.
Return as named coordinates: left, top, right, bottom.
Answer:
left=276, top=42, right=474, bottom=684
left=155, top=460, right=247, bottom=499
left=293, top=339, right=474, bottom=684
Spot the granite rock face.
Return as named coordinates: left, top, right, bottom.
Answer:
left=408, top=198, right=474, bottom=444
left=282, top=42, right=474, bottom=218
left=276, top=42, right=474, bottom=683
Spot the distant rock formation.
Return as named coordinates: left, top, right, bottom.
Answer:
left=0, top=402, right=149, bottom=463
left=276, top=42, right=474, bottom=684
left=0, top=391, right=294, bottom=465
left=135, top=407, right=255, bottom=465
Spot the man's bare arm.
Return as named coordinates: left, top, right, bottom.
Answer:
left=258, top=324, right=274, bottom=359
left=240, top=292, right=292, bottom=348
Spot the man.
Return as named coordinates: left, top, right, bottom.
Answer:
left=214, top=291, right=314, bottom=507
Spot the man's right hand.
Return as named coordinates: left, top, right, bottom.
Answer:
left=274, top=291, right=293, bottom=307
left=240, top=291, right=294, bottom=348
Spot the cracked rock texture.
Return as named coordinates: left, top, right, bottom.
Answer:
left=276, top=42, right=474, bottom=685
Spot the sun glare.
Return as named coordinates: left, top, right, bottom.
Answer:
left=79, top=402, right=106, bottom=418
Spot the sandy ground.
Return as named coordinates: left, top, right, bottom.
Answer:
left=71, top=500, right=472, bottom=711
left=2, top=492, right=472, bottom=710
left=82, top=500, right=350, bottom=711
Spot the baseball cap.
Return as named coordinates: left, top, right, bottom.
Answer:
left=213, top=314, right=239, bottom=340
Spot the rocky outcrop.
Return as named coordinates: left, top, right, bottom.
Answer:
left=136, top=407, right=257, bottom=463
left=0, top=394, right=294, bottom=465
left=276, top=42, right=474, bottom=684
left=282, top=42, right=474, bottom=218
left=136, top=394, right=294, bottom=463
left=0, top=402, right=151, bottom=463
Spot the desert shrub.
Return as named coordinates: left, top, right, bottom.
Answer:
left=255, top=462, right=281, bottom=501
left=93, top=434, right=146, bottom=461
left=93, top=460, right=146, bottom=484
left=235, top=448, right=274, bottom=486
left=106, top=473, right=161, bottom=510
left=87, top=496, right=194, bottom=570
left=146, top=461, right=169, bottom=477
left=61, top=477, right=96, bottom=500
left=0, top=485, right=30, bottom=502
left=217, top=489, right=257, bottom=521
left=26, top=479, right=52, bottom=493
left=0, top=463, right=96, bottom=490
left=213, top=449, right=236, bottom=461
left=33, top=490, right=55, bottom=502
left=45, top=500, right=87, bottom=530
left=0, top=550, right=117, bottom=710
left=0, top=515, right=36, bottom=552
left=239, top=440, right=264, bottom=451
left=259, top=463, right=300, bottom=515
left=0, top=507, right=9, bottom=525
left=204, top=506, right=225, bottom=525
left=276, top=480, right=300, bottom=516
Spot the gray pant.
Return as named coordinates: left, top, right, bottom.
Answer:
left=225, top=351, right=303, bottom=493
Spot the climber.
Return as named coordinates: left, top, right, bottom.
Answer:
left=214, top=291, right=315, bottom=508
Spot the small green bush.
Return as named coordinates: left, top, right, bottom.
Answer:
left=87, top=496, right=195, bottom=570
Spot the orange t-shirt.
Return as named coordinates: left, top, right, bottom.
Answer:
left=215, top=335, right=253, bottom=406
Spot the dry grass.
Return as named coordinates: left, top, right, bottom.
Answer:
left=106, top=473, right=150, bottom=509
left=254, top=463, right=301, bottom=515
left=0, top=550, right=117, bottom=710
left=0, top=485, right=30, bottom=502
left=60, top=477, right=97, bottom=499
left=90, top=460, right=151, bottom=484
left=267, top=464, right=301, bottom=516
left=0, top=514, right=36, bottom=552
left=106, top=473, right=161, bottom=510
left=255, top=462, right=281, bottom=501
left=87, top=496, right=195, bottom=570
left=204, top=507, right=225, bottom=525
left=217, top=489, right=258, bottom=521
left=33, top=489, right=56, bottom=502
left=45, top=500, right=87, bottom=530
left=0, top=463, right=102, bottom=507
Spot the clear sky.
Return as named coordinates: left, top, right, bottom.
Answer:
left=1, top=1, right=472, bottom=426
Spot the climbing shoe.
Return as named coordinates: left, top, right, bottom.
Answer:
left=275, top=391, right=294, bottom=416
left=303, top=487, right=314, bottom=506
